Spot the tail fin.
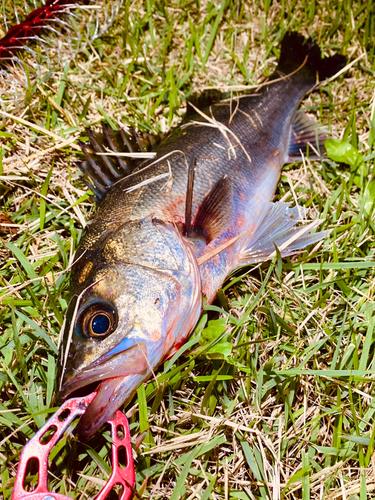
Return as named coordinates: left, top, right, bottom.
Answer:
left=276, top=32, right=346, bottom=84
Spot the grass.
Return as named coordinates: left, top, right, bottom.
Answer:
left=1, top=0, right=375, bottom=498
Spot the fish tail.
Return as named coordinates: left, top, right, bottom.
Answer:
left=238, top=202, right=330, bottom=266
left=276, top=32, right=346, bottom=84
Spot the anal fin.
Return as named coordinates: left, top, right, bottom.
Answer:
left=238, top=202, right=330, bottom=265
left=288, top=111, right=328, bottom=160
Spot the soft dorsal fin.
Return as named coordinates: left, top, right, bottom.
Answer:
left=193, top=175, right=232, bottom=242
left=184, top=89, right=224, bottom=121
left=78, top=125, right=164, bottom=204
left=288, top=111, right=328, bottom=160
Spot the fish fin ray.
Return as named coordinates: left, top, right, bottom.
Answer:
left=184, top=89, right=224, bottom=122
left=238, top=202, right=330, bottom=265
left=275, top=32, right=346, bottom=84
left=288, top=111, right=328, bottom=160
left=185, top=155, right=196, bottom=237
left=78, top=125, right=163, bottom=204
left=193, top=175, right=232, bottom=241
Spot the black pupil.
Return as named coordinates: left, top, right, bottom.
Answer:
left=91, top=313, right=110, bottom=335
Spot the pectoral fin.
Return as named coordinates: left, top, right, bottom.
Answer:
left=193, top=175, right=232, bottom=241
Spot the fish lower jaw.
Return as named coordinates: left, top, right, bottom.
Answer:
left=75, top=374, right=145, bottom=440
left=75, top=378, right=120, bottom=439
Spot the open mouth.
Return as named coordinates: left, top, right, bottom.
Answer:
left=58, top=341, right=151, bottom=439
left=64, top=381, right=100, bottom=400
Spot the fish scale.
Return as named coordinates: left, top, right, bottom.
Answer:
left=58, top=32, right=346, bottom=439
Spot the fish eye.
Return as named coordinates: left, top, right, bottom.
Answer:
left=79, top=303, right=117, bottom=339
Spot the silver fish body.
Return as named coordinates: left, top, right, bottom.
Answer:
left=58, top=33, right=345, bottom=438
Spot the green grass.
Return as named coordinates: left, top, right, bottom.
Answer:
left=1, top=0, right=375, bottom=499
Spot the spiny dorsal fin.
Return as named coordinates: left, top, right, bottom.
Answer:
left=288, top=111, right=328, bottom=160
left=193, top=175, right=232, bottom=242
left=78, top=125, right=164, bottom=204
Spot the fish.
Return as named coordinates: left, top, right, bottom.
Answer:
left=57, top=32, right=346, bottom=439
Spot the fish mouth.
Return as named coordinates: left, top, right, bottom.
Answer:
left=60, top=342, right=148, bottom=402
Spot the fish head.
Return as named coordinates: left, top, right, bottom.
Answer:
left=58, top=217, right=202, bottom=438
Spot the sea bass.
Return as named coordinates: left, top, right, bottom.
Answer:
left=58, top=33, right=345, bottom=439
